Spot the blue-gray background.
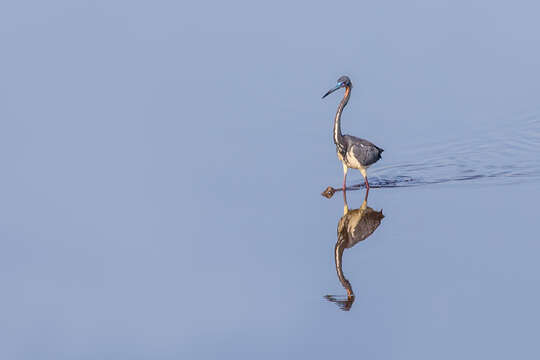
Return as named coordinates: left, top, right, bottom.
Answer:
left=1, top=1, right=540, bottom=359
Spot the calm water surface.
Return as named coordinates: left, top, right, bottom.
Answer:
left=2, top=1, right=540, bottom=359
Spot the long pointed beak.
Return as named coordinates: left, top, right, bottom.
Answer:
left=322, top=83, right=342, bottom=99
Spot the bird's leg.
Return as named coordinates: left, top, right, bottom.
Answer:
left=342, top=164, right=348, bottom=204
left=342, top=173, right=348, bottom=204
left=365, top=176, right=370, bottom=196
left=342, top=164, right=349, bottom=191
left=360, top=167, right=369, bottom=197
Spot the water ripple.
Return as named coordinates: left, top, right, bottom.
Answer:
left=324, top=113, right=540, bottom=194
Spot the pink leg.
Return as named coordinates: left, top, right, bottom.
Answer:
left=364, top=175, right=370, bottom=197
left=343, top=171, right=348, bottom=203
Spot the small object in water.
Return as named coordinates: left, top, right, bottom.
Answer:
left=321, top=186, right=336, bottom=198
left=322, top=76, right=384, bottom=198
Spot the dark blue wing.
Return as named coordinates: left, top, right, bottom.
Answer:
left=344, top=135, right=383, bottom=167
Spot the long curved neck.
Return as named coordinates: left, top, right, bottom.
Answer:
left=333, top=86, right=351, bottom=147
left=336, top=218, right=354, bottom=298
left=334, top=239, right=353, bottom=298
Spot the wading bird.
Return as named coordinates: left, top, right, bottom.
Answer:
left=322, top=76, right=383, bottom=197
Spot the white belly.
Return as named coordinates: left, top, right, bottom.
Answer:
left=344, top=150, right=369, bottom=170
left=339, top=151, right=369, bottom=179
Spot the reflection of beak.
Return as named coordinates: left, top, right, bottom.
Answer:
left=322, top=83, right=342, bottom=99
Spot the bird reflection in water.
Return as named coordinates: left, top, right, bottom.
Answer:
left=325, top=193, right=384, bottom=311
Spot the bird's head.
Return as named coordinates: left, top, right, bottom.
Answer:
left=322, top=75, right=352, bottom=99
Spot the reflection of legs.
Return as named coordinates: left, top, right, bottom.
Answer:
left=360, top=167, right=369, bottom=197
left=363, top=188, right=369, bottom=204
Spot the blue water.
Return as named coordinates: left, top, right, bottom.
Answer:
left=2, top=1, right=540, bottom=359
left=323, top=114, right=540, bottom=195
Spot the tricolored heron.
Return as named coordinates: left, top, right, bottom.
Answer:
left=322, top=76, right=383, bottom=197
